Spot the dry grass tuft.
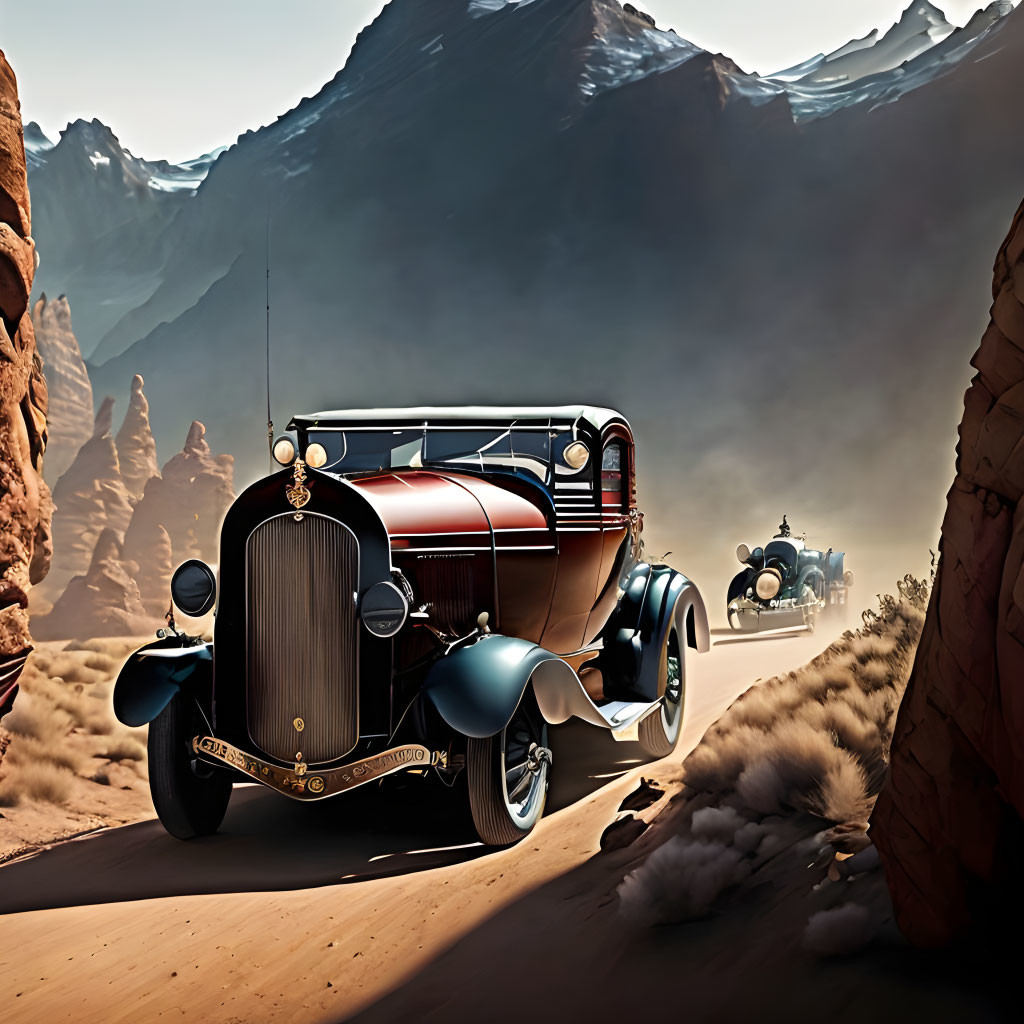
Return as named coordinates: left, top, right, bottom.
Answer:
left=0, top=640, right=135, bottom=807
left=103, top=736, right=146, bottom=763
left=620, top=576, right=930, bottom=926
left=0, top=760, right=74, bottom=807
left=681, top=577, right=928, bottom=823
left=802, top=903, right=875, bottom=957
left=618, top=837, right=750, bottom=925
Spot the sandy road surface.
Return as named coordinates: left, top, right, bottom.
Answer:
left=0, top=623, right=832, bottom=1023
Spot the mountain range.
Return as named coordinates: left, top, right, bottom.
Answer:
left=19, top=0, right=1024, bottom=597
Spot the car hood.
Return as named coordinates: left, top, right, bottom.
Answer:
left=349, top=471, right=548, bottom=539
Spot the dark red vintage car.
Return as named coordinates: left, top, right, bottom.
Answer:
left=115, top=406, right=709, bottom=845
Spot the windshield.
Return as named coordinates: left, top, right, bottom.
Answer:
left=307, top=429, right=423, bottom=472
left=307, top=425, right=580, bottom=482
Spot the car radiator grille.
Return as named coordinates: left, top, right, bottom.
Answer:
left=246, top=513, right=359, bottom=764
left=414, top=554, right=475, bottom=634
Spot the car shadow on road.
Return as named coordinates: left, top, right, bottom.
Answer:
left=0, top=721, right=652, bottom=914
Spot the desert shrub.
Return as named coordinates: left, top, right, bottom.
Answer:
left=103, top=735, right=146, bottom=762
left=6, top=734, right=87, bottom=773
left=0, top=760, right=73, bottom=806
left=44, top=655, right=107, bottom=687
left=618, top=837, right=750, bottom=925
left=2, top=692, right=72, bottom=744
left=802, top=903, right=874, bottom=957
left=682, top=581, right=928, bottom=824
left=680, top=724, right=770, bottom=792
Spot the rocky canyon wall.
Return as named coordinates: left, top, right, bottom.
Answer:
left=872, top=198, right=1024, bottom=945
left=0, top=50, right=50, bottom=720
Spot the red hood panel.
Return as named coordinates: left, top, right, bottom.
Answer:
left=350, top=471, right=547, bottom=537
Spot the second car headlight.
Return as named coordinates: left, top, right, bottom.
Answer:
left=754, top=568, right=782, bottom=601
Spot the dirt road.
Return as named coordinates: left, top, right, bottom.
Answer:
left=0, top=623, right=832, bottom=1023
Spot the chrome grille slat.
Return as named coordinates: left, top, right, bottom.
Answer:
left=246, top=514, right=359, bottom=763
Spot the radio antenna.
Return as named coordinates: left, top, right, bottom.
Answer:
left=265, top=214, right=273, bottom=470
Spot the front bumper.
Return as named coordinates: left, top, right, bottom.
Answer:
left=727, top=596, right=820, bottom=631
left=192, top=735, right=439, bottom=801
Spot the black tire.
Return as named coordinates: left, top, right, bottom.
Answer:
left=637, top=629, right=685, bottom=758
left=148, top=693, right=232, bottom=840
left=466, top=691, right=550, bottom=846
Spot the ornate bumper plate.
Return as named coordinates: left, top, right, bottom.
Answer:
left=191, top=735, right=435, bottom=801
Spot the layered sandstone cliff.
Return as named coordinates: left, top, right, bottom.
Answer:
left=872, top=198, right=1024, bottom=945
left=0, top=50, right=51, bottom=719
left=31, top=293, right=92, bottom=483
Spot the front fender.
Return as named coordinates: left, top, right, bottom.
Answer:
left=423, top=635, right=571, bottom=739
left=601, top=562, right=709, bottom=702
left=113, top=639, right=212, bottom=727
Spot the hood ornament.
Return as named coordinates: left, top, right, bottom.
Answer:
left=286, top=457, right=311, bottom=510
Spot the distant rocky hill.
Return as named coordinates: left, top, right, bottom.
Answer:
left=34, top=373, right=234, bottom=639
left=25, top=118, right=221, bottom=359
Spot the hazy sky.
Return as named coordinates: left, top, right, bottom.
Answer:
left=0, top=1, right=1006, bottom=162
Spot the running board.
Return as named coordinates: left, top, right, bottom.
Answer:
left=529, top=658, right=663, bottom=734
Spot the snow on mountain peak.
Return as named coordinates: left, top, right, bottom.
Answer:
left=23, top=121, right=55, bottom=169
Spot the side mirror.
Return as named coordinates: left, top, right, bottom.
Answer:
left=736, top=543, right=751, bottom=564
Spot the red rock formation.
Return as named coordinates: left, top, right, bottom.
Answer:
left=128, top=420, right=233, bottom=566
left=32, top=292, right=93, bottom=483
left=46, top=396, right=133, bottom=597
left=0, top=50, right=51, bottom=719
left=872, top=198, right=1024, bottom=946
left=122, top=518, right=172, bottom=619
left=114, top=373, right=158, bottom=499
left=35, top=528, right=153, bottom=640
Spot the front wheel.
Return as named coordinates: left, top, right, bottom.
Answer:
left=637, top=629, right=685, bottom=758
left=148, top=693, right=232, bottom=839
left=466, top=691, right=551, bottom=846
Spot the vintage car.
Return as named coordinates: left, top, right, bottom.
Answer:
left=114, top=406, right=709, bottom=846
left=726, top=517, right=852, bottom=632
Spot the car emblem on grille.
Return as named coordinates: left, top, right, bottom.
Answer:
left=293, top=717, right=305, bottom=733
left=286, top=458, right=311, bottom=509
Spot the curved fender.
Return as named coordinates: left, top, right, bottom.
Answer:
left=424, top=635, right=589, bottom=738
left=601, top=562, right=710, bottom=703
left=796, top=566, right=825, bottom=596
left=113, top=639, right=212, bottom=728
left=727, top=569, right=751, bottom=604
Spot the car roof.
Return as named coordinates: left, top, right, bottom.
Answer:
left=289, top=405, right=630, bottom=433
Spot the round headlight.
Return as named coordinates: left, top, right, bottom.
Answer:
left=562, top=440, right=590, bottom=470
left=171, top=559, right=217, bottom=616
left=273, top=435, right=296, bottom=466
left=305, top=442, right=328, bottom=469
left=736, top=543, right=751, bottom=564
left=360, top=580, right=409, bottom=638
left=754, top=569, right=782, bottom=601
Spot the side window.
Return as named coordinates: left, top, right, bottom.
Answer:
left=601, top=442, right=626, bottom=512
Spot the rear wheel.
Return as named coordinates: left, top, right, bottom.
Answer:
left=637, top=629, right=684, bottom=758
left=148, top=693, right=232, bottom=839
left=466, top=691, right=551, bottom=846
